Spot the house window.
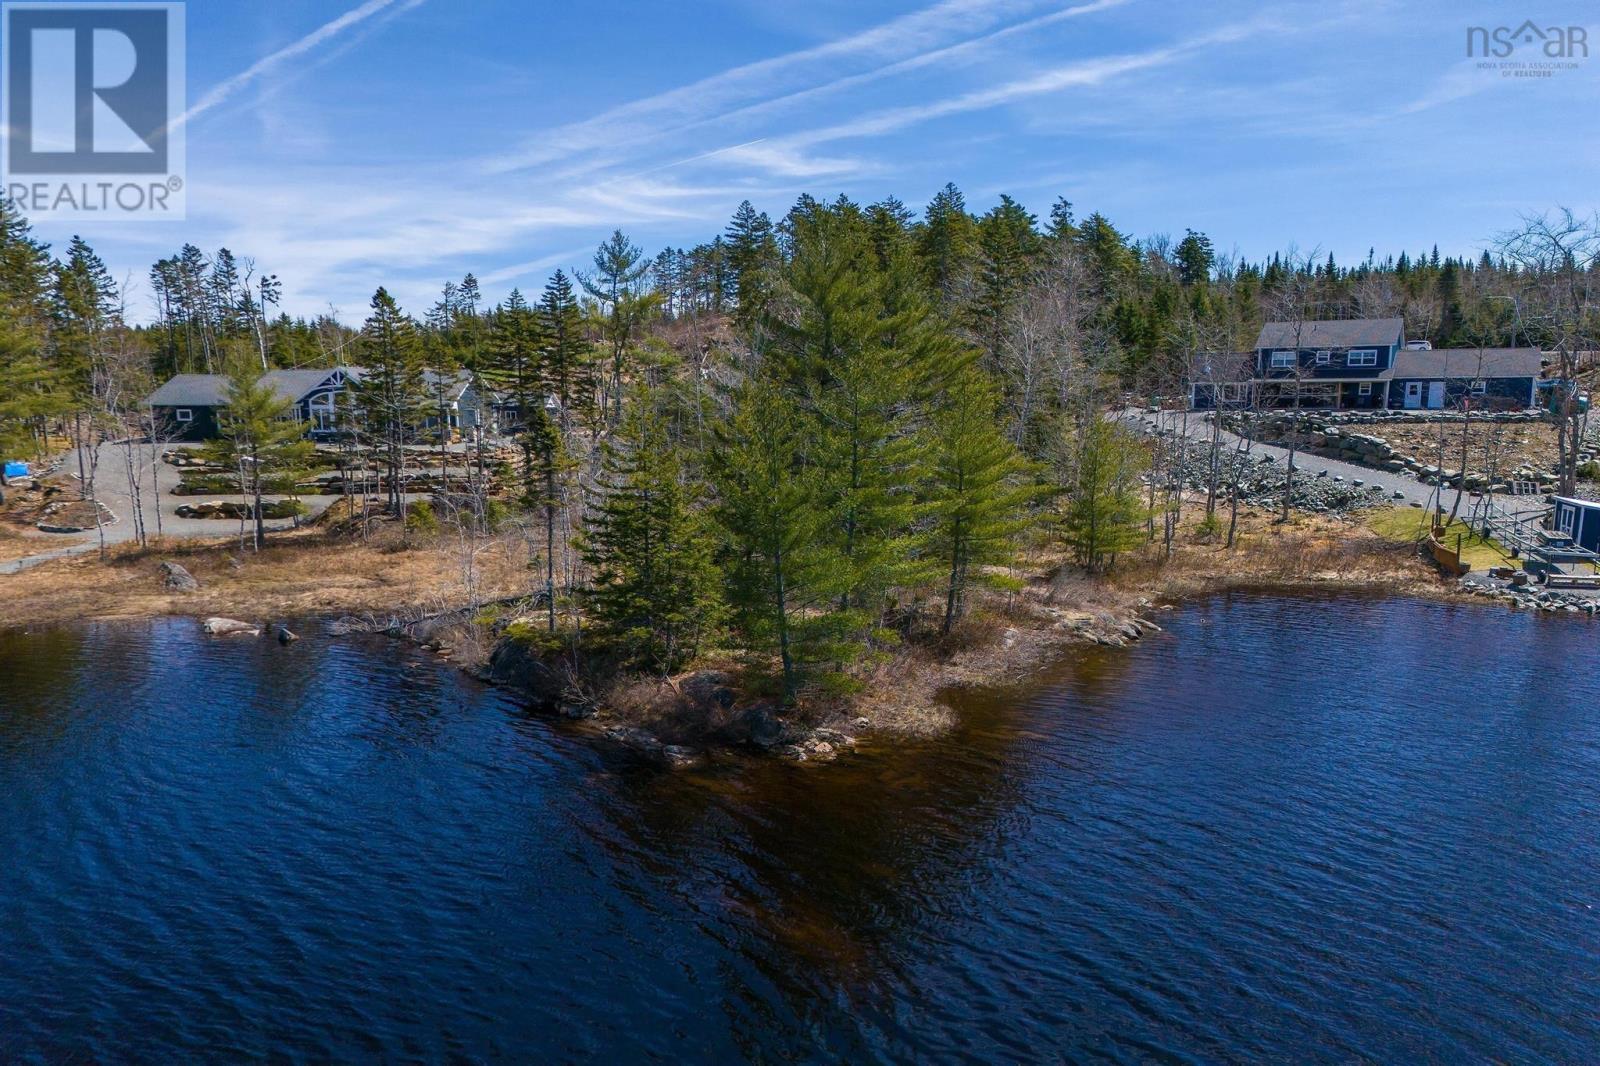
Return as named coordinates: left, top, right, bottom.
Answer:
left=1270, top=351, right=1296, bottom=369
left=174, top=408, right=194, bottom=423
left=1314, top=350, right=1331, bottom=365
left=1358, top=383, right=1372, bottom=397
left=1347, top=349, right=1378, bottom=367
left=1470, top=380, right=1487, bottom=395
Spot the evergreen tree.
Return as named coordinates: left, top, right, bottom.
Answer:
left=581, top=230, right=655, bottom=424
left=538, top=269, right=593, bottom=427
left=774, top=205, right=925, bottom=620
left=865, top=196, right=916, bottom=272
left=973, top=194, right=1040, bottom=366
left=1074, top=211, right=1138, bottom=297
left=918, top=182, right=978, bottom=302
left=0, top=198, right=53, bottom=327
left=724, top=200, right=778, bottom=330
left=924, top=367, right=1040, bottom=635
left=201, top=362, right=314, bottom=551
left=1175, top=229, right=1216, bottom=286
left=0, top=321, right=65, bottom=472
left=1046, top=197, right=1078, bottom=242
left=351, top=288, right=425, bottom=516
left=53, top=236, right=118, bottom=401
left=1058, top=416, right=1148, bottom=570
left=710, top=377, right=845, bottom=704
left=583, top=404, right=723, bottom=673
left=484, top=289, right=546, bottom=505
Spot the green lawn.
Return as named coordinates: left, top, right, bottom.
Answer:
left=1366, top=505, right=1515, bottom=571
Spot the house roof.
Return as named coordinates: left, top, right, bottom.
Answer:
left=144, top=373, right=231, bottom=407
left=145, top=368, right=347, bottom=408
left=145, top=366, right=484, bottom=410
left=1189, top=351, right=1255, bottom=382
left=1390, top=347, right=1543, bottom=380
left=421, top=369, right=473, bottom=402
left=1255, top=318, right=1404, bottom=350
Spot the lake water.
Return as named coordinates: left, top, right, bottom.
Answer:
left=2, top=595, right=1598, bottom=1062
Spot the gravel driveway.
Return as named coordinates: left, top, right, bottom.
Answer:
left=1, top=442, right=343, bottom=575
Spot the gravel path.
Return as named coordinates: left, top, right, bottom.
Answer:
left=1119, top=409, right=1550, bottom=523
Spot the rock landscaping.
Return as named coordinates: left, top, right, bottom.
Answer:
left=1229, top=412, right=1565, bottom=497
left=1150, top=428, right=1395, bottom=514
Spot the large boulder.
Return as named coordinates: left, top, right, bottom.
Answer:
left=738, top=704, right=786, bottom=749
left=484, top=635, right=566, bottom=705
left=159, top=561, right=199, bottom=591
left=202, top=617, right=259, bottom=637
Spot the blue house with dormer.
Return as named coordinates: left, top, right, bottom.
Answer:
left=1252, top=317, right=1404, bottom=410
left=1190, top=317, right=1543, bottom=411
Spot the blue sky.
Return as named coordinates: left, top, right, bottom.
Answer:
left=40, top=0, right=1600, bottom=321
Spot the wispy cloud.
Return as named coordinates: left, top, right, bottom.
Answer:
left=713, top=18, right=1268, bottom=178
left=174, top=0, right=428, bottom=130
left=482, top=0, right=1056, bottom=174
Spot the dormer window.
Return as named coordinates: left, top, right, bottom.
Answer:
left=1314, top=350, right=1331, bottom=365
left=1347, top=349, right=1378, bottom=367
left=1270, top=351, right=1296, bottom=369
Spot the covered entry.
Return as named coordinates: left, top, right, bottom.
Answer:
left=1402, top=381, right=1446, bottom=409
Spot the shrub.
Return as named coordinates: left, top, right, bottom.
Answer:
left=405, top=499, right=438, bottom=533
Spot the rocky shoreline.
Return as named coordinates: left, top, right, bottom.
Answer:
left=318, top=599, right=1169, bottom=770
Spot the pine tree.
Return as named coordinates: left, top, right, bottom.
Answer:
left=1175, top=229, right=1216, bottom=286
left=538, top=269, right=592, bottom=427
left=485, top=289, right=546, bottom=505
left=773, top=204, right=929, bottom=618
left=710, top=377, right=845, bottom=704
left=583, top=404, right=722, bottom=673
left=0, top=320, right=65, bottom=472
left=973, top=194, right=1040, bottom=367
left=1058, top=416, right=1148, bottom=571
left=581, top=230, right=655, bottom=424
left=351, top=288, right=425, bottom=516
left=53, top=236, right=118, bottom=401
left=924, top=368, right=1040, bottom=635
left=724, top=200, right=778, bottom=330
left=201, top=362, right=314, bottom=551
left=0, top=198, right=53, bottom=328
left=918, top=182, right=977, bottom=302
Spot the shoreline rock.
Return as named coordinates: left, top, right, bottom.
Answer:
left=202, top=617, right=260, bottom=637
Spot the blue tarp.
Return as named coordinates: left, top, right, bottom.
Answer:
left=3, top=461, right=29, bottom=479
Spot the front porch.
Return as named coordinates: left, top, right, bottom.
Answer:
left=1254, top=379, right=1388, bottom=411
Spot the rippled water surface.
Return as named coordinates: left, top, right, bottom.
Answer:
left=3, top=596, right=1599, bottom=1062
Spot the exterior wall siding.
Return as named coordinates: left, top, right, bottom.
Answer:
left=1254, top=344, right=1395, bottom=379
left=153, top=405, right=221, bottom=442
left=1385, top=377, right=1533, bottom=409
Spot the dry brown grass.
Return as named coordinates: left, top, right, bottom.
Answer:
left=1115, top=502, right=1442, bottom=603
left=0, top=525, right=538, bottom=629
left=1370, top=420, right=1559, bottom=476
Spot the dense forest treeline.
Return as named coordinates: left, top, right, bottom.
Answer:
left=2, top=188, right=1597, bottom=700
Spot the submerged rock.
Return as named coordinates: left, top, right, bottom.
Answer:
left=604, top=726, right=665, bottom=760
left=660, top=745, right=704, bottom=770
left=276, top=626, right=299, bottom=646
